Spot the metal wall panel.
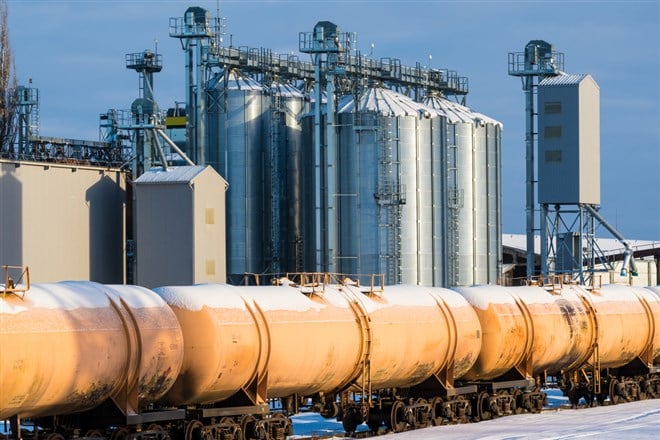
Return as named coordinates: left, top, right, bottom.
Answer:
left=192, top=168, right=228, bottom=284
left=0, top=160, right=125, bottom=283
left=135, top=166, right=227, bottom=288
left=538, top=75, right=600, bottom=205
left=135, top=183, right=192, bottom=287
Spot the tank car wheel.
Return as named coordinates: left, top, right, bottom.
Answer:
left=110, top=428, right=130, bottom=440
left=341, top=406, right=362, bottom=434
left=239, top=415, right=257, bottom=440
left=477, top=392, right=492, bottom=421
left=149, top=424, right=171, bottom=440
left=389, top=400, right=408, bottom=433
left=456, top=395, right=472, bottom=423
left=270, top=413, right=293, bottom=437
left=185, top=421, right=204, bottom=440
left=430, top=396, right=445, bottom=426
left=319, top=401, right=340, bottom=419
left=366, top=407, right=382, bottom=433
left=610, top=379, right=621, bottom=405
left=85, top=430, right=103, bottom=438
left=46, top=434, right=66, bottom=440
left=414, top=398, right=430, bottom=428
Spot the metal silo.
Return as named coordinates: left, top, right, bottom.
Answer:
left=425, top=96, right=502, bottom=286
left=266, top=80, right=307, bottom=274
left=323, top=86, right=446, bottom=286
left=206, top=69, right=268, bottom=282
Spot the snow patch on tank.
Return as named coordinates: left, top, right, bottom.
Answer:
left=106, top=284, right=170, bottom=309
left=427, top=286, right=475, bottom=308
left=155, top=284, right=247, bottom=311
left=0, top=298, right=28, bottom=314
left=454, top=285, right=518, bottom=310
left=2, top=282, right=111, bottom=311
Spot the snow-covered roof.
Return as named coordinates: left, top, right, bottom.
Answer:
left=503, top=233, right=659, bottom=256
left=424, top=96, right=503, bottom=127
left=135, top=165, right=214, bottom=184
left=539, top=72, right=591, bottom=86
left=338, top=87, right=440, bottom=117
left=269, top=81, right=304, bottom=98
left=207, top=69, right=264, bottom=91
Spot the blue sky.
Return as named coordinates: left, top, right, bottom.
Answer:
left=6, top=0, right=660, bottom=239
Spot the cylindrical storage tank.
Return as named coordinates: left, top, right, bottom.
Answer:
left=0, top=281, right=183, bottom=419
left=586, top=284, right=657, bottom=369
left=206, top=69, right=268, bottom=282
left=266, top=81, right=306, bottom=274
left=424, top=97, right=502, bottom=286
left=342, top=284, right=457, bottom=389
left=454, top=285, right=532, bottom=380
left=326, top=87, right=446, bottom=286
left=154, top=284, right=265, bottom=405
left=238, top=282, right=363, bottom=397
left=644, top=285, right=660, bottom=364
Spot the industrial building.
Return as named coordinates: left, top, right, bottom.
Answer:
left=0, top=7, right=653, bottom=288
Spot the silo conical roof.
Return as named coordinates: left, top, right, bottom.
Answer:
left=424, top=95, right=502, bottom=127
left=207, top=69, right=265, bottom=91
left=338, top=87, right=442, bottom=118
left=269, top=81, right=305, bottom=98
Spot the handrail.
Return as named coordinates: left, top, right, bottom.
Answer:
left=1, top=265, right=30, bottom=299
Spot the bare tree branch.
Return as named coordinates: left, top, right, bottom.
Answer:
left=0, top=0, right=18, bottom=154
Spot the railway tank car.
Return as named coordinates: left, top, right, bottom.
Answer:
left=0, top=282, right=184, bottom=428
left=1, top=278, right=659, bottom=440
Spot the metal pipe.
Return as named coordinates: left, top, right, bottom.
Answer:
left=540, top=205, right=548, bottom=276
left=583, top=204, right=638, bottom=277
left=195, top=39, right=206, bottom=164
left=156, top=128, right=195, bottom=166
left=326, top=69, right=337, bottom=273
left=523, top=75, right=536, bottom=278
left=185, top=42, right=196, bottom=163
left=313, top=54, right=323, bottom=272
left=148, top=129, right=169, bottom=169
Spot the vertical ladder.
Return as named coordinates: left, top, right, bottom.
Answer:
left=377, top=117, right=402, bottom=284
left=270, top=91, right=282, bottom=274
left=446, top=134, right=462, bottom=286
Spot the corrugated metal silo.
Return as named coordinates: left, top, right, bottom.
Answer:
left=206, top=69, right=268, bottom=282
left=266, top=80, right=307, bottom=274
left=425, top=96, right=502, bottom=286
left=302, top=87, right=447, bottom=286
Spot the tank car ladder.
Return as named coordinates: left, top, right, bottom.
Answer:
left=576, top=287, right=601, bottom=397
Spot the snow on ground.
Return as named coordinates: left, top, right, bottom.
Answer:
left=381, top=399, right=660, bottom=439
left=290, top=389, right=660, bottom=439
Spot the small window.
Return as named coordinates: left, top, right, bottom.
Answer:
left=545, top=150, right=562, bottom=162
left=544, top=101, right=562, bottom=114
left=544, top=126, right=562, bottom=138
left=205, top=208, right=215, bottom=224
left=206, top=259, right=216, bottom=275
